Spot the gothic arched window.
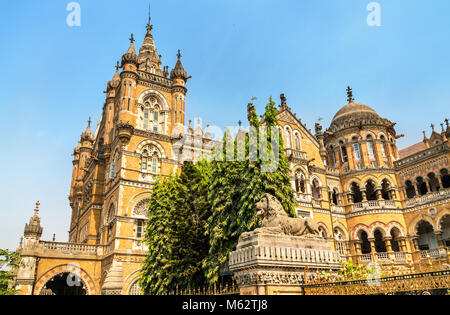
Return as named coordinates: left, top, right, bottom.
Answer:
left=312, top=178, right=321, bottom=200
left=141, top=96, right=163, bottom=133
left=295, top=171, right=306, bottom=194
left=285, top=128, right=292, bottom=149
left=110, top=153, right=119, bottom=179
left=294, top=133, right=301, bottom=151
left=141, top=145, right=160, bottom=174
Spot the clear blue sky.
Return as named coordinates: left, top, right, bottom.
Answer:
left=0, top=0, right=449, bottom=250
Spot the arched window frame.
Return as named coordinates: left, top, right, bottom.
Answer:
left=140, top=145, right=161, bottom=175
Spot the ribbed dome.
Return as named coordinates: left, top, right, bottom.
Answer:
left=328, top=101, right=389, bottom=133
left=332, top=102, right=380, bottom=122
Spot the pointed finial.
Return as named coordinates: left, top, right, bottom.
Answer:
left=238, top=120, right=242, bottom=128
left=146, top=4, right=153, bottom=33
left=115, top=61, right=120, bottom=71
left=129, top=33, right=135, bottom=44
left=441, top=123, right=445, bottom=133
left=52, top=234, right=56, bottom=242
left=177, top=49, right=182, bottom=60
left=347, top=86, right=354, bottom=103
left=431, top=123, right=435, bottom=132
left=148, top=3, right=151, bottom=25
left=88, top=117, right=92, bottom=128
left=280, top=93, right=287, bottom=106
left=445, top=118, right=449, bottom=127
left=423, top=130, right=428, bottom=140
left=34, top=201, right=40, bottom=215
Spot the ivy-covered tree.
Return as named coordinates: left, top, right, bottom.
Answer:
left=204, top=97, right=296, bottom=284
left=139, top=161, right=212, bottom=295
left=0, top=249, right=21, bottom=295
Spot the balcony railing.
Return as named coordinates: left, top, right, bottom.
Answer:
left=352, top=200, right=397, bottom=211
left=40, top=241, right=104, bottom=256
left=405, top=188, right=450, bottom=207
left=294, top=193, right=312, bottom=204
left=352, top=248, right=449, bottom=265
left=419, top=248, right=448, bottom=259
left=285, top=149, right=307, bottom=161
left=330, top=205, right=345, bottom=214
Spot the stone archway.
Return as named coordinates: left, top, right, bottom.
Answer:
left=35, top=264, right=95, bottom=295
left=39, top=272, right=87, bottom=295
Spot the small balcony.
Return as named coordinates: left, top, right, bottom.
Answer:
left=285, top=149, right=307, bottom=161
left=405, top=188, right=450, bottom=207
left=352, top=200, right=397, bottom=211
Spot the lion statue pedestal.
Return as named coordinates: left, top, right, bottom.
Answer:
left=228, top=194, right=342, bottom=295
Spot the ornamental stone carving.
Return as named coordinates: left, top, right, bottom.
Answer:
left=241, top=194, right=321, bottom=239
left=132, top=198, right=150, bottom=217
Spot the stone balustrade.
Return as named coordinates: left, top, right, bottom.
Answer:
left=405, top=188, right=450, bottom=207
left=419, top=248, right=448, bottom=259
left=331, top=205, right=345, bottom=214
left=352, top=200, right=397, bottom=211
left=40, top=241, right=103, bottom=256
left=285, top=149, right=307, bottom=161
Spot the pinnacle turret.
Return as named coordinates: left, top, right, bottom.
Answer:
left=121, top=33, right=138, bottom=66
left=170, top=49, right=190, bottom=81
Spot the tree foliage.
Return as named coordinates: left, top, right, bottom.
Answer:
left=0, top=249, right=21, bottom=295
left=140, top=96, right=296, bottom=292
left=204, top=97, right=295, bottom=283
left=139, top=161, right=212, bottom=295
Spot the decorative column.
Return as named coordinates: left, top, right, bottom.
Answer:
left=435, top=231, right=445, bottom=249
left=361, top=189, right=367, bottom=202
left=376, top=187, right=382, bottom=200
left=414, top=184, right=420, bottom=196
left=368, top=238, right=377, bottom=262
left=424, top=180, right=431, bottom=194
left=385, top=237, right=393, bottom=252
left=390, top=189, right=397, bottom=200
left=412, top=237, right=420, bottom=251
left=347, top=193, right=354, bottom=204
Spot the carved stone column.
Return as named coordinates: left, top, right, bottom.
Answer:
left=376, top=188, right=382, bottom=200
left=354, top=241, right=362, bottom=255
left=384, top=236, right=393, bottom=252
left=368, top=238, right=377, bottom=261
left=412, top=237, right=420, bottom=251
left=361, top=189, right=367, bottom=202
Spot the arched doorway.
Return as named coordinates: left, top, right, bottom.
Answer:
left=405, top=180, right=416, bottom=199
left=390, top=228, right=402, bottom=252
left=374, top=229, right=387, bottom=252
left=428, top=173, right=440, bottom=192
left=359, top=230, right=371, bottom=254
left=351, top=182, right=363, bottom=203
left=381, top=179, right=392, bottom=200
left=365, top=180, right=377, bottom=201
left=331, top=188, right=339, bottom=205
left=441, top=169, right=450, bottom=188
left=40, top=272, right=87, bottom=295
left=416, top=177, right=428, bottom=196
left=416, top=221, right=438, bottom=251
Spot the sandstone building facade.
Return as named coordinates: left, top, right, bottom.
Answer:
left=14, top=18, right=450, bottom=295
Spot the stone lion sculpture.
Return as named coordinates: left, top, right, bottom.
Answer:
left=241, top=193, right=321, bottom=238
